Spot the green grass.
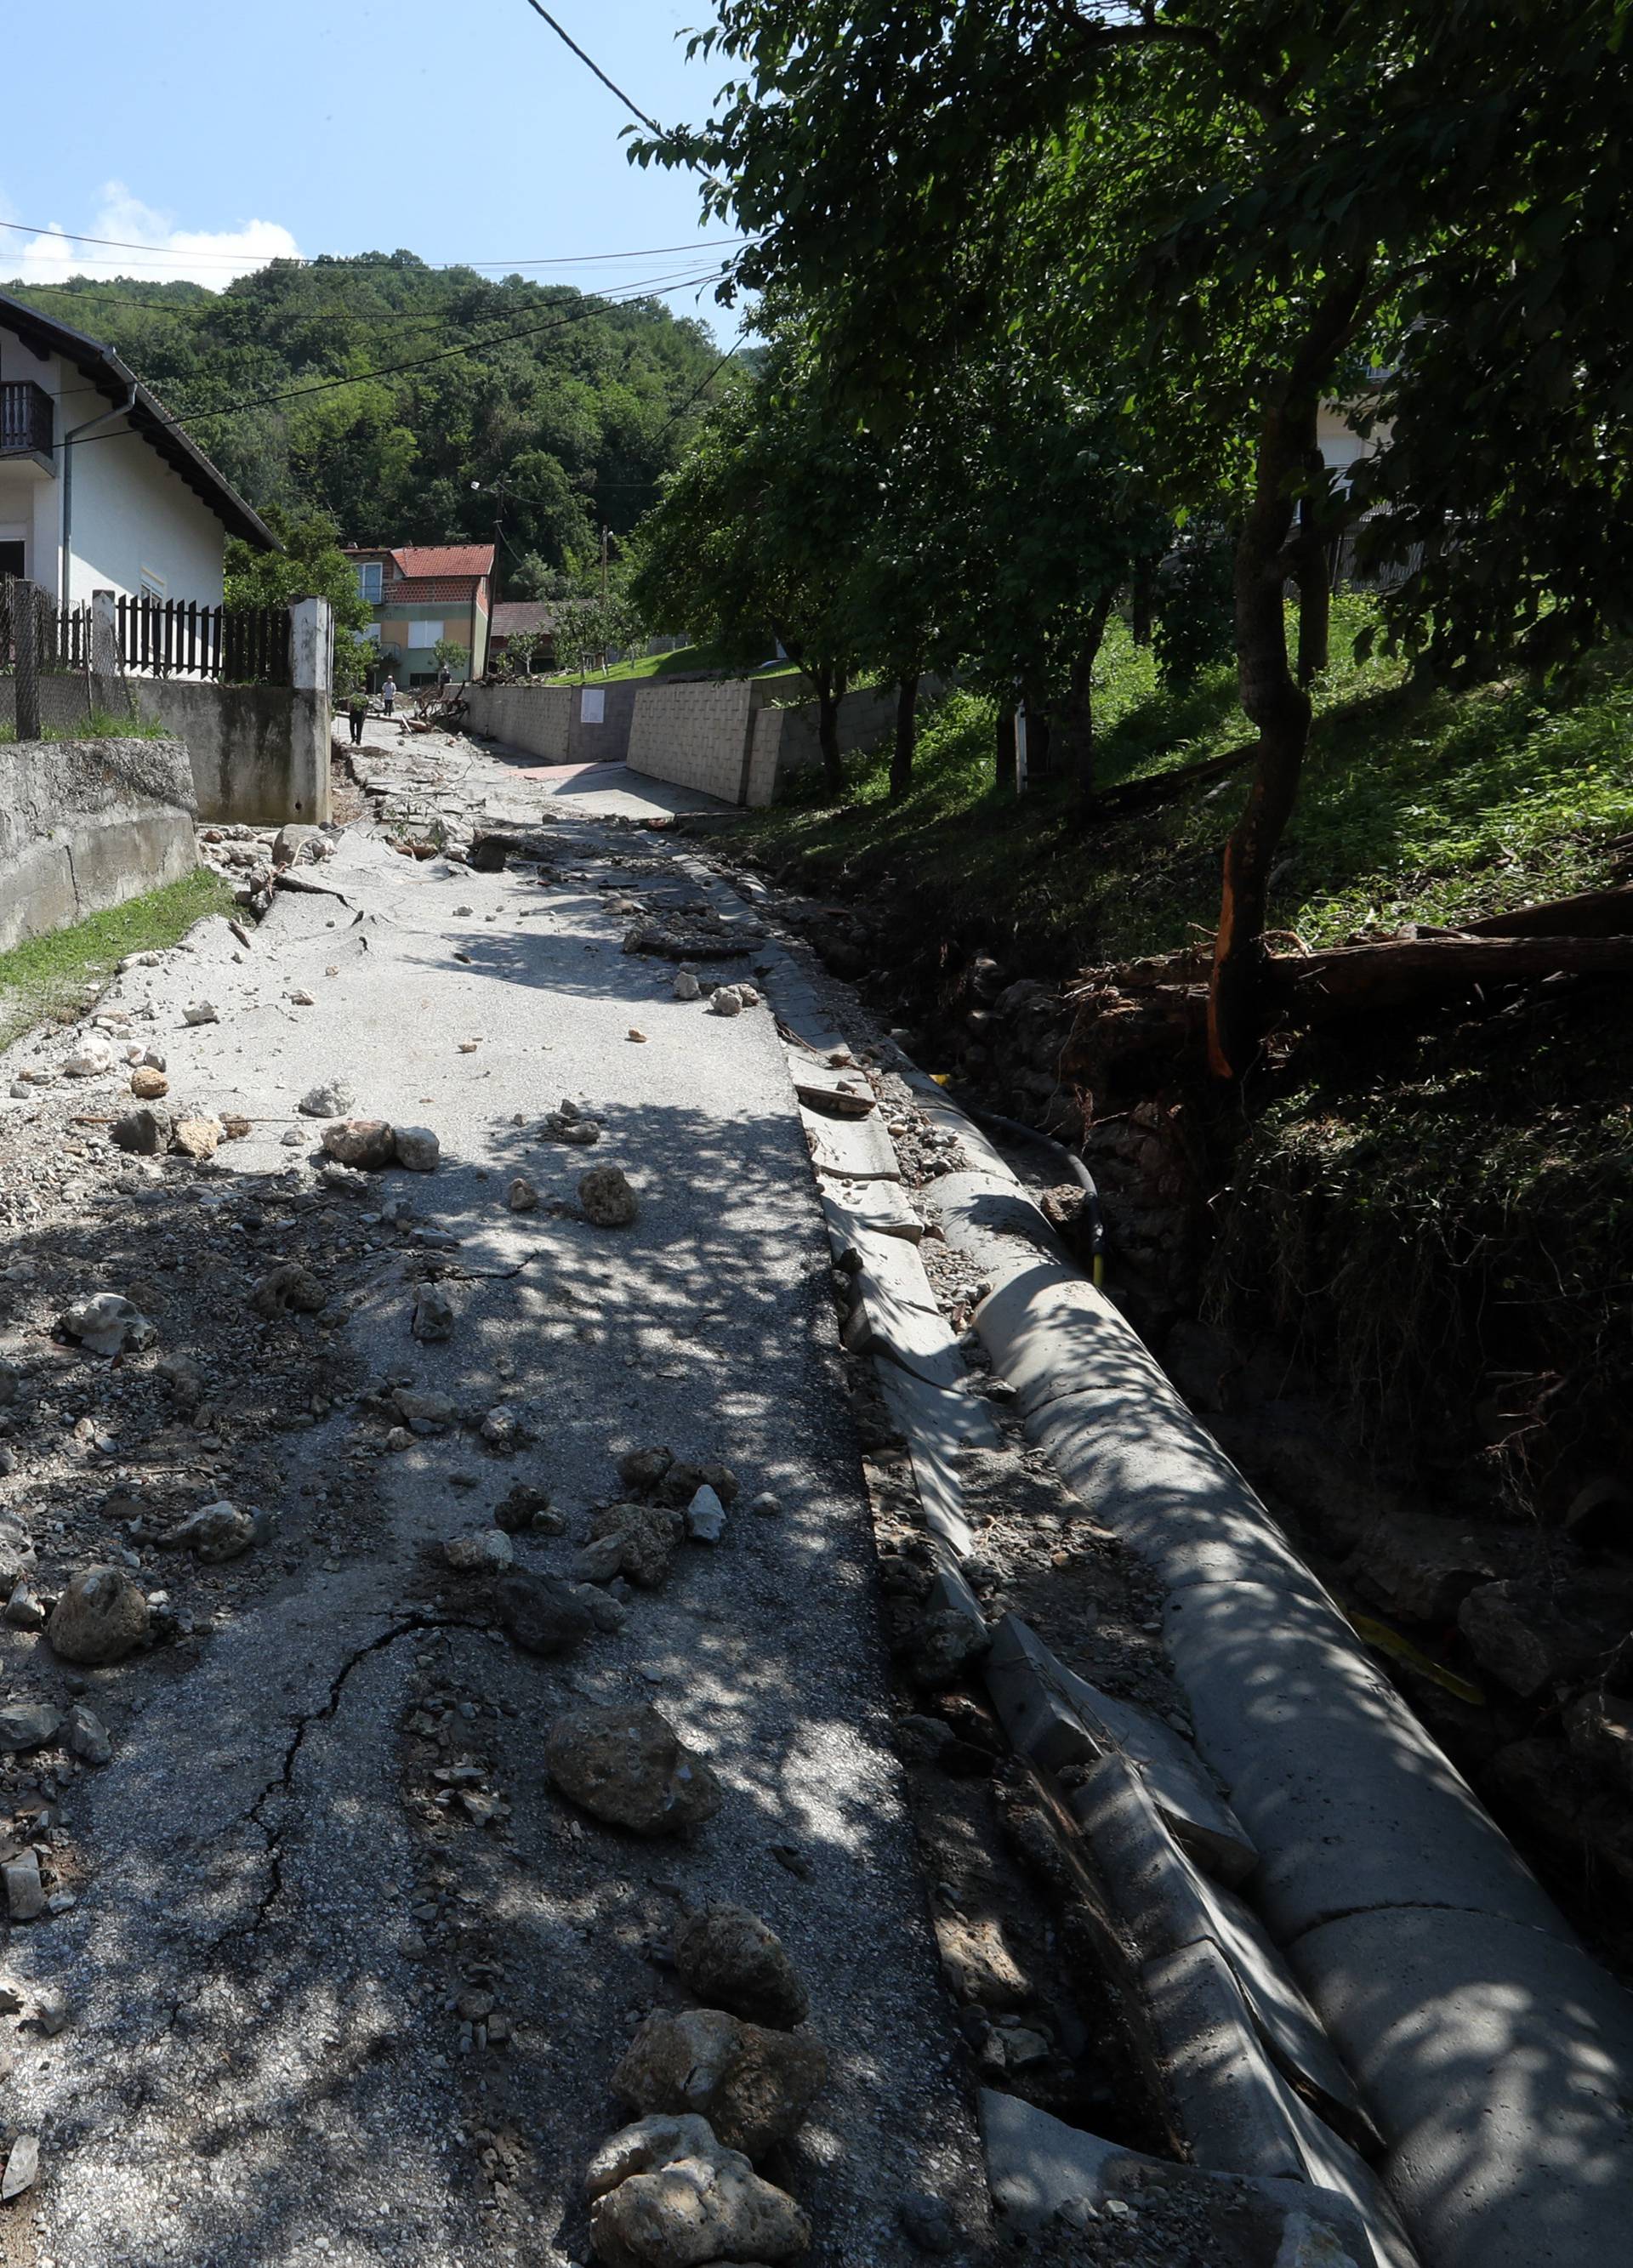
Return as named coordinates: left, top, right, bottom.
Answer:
left=538, top=643, right=807, bottom=688
left=732, top=598, right=1633, bottom=964
left=0, top=706, right=170, bottom=746
left=0, top=867, right=236, bottom=1049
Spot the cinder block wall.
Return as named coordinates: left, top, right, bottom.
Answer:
left=626, top=679, right=760, bottom=799
left=463, top=683, right=572, bottom=761
left=747, top=680, right=942, bottom=805
left=464, top=679, right=640, bottom=766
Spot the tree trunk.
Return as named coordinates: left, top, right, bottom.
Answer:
left=1059, top=594, right=1114, bottom=810
left=1266, top=932, right=1633, bottom=1021
left=995, top=706, right=1017, bottom=793
left=1463, top=884, right=1633, bottom=939
left=1023, top=688, right=1054, bottom=780
left=890, top=674, right=919, bottom=801
left=1207, top=273, right=1368, bottom=1080
left=1296, top=448, right=1331, bottom=686
left=814, top=668, right=844, bottom=791
left=1129, top=554, right=1158, bottom=647
left=1084, top=737, right=1261, bottom=822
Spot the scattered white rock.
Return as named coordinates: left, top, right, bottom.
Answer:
left=288, top=989, right=316, bottom=1007
left=59, top=1293, right=156, bottom=1358
left=710, top=986, right=743, bottom=1017
left=3, top=1582, right=44, bottom=1632
left=46, top=1566, right=150, bottom=1665
left=444, top=1528, right=515, bottom=1574
left=750, top=1492, right=783, bottom=1518
left=0, top=1702, right=63, bottom=1754
left=579, top=1163, right=639, bottom=1228
left=506, top=1176, right=538, bottom=1213
left=158, top=1500, right=262, bottom=1562
left=33, top=1987, right=70, bottom=2037
left=686, top=1485, right=726, bottom=1543
left=0, top=2133, right=38, bottom=2200
left=299, top=1081, right=354, bottom=1118
left=63, top=1037, right=115, bottom=1077
left=393, top=1125, right=441, bottom=1173
left=413, top=1284, right=456, bottom=1342
left=65, top=1705, right=112, bottom=1766
left=3, top=1853, right=43, bottom=1923
left=673, top=969, right=703, bottom=1002
left=183, top=1002, right=219, bottom=1026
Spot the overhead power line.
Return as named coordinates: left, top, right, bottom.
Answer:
left=0, top=219, right=748, bottom=275
left=520, top=3, right=664, bottom=135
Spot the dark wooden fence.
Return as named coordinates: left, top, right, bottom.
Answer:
left=4, top=592, right=290, bottom=685
left=111, top=595, right=293, bottom=685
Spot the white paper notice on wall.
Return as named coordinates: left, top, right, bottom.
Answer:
left=581, top=688, right=606, bottom=725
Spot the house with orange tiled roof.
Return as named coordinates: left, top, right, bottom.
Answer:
left=342, top=541, right=494, bottom=687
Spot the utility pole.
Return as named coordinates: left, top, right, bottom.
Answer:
left=473, top=477, right=512, bottom=678
left=600, top=526, right=612, bottom=676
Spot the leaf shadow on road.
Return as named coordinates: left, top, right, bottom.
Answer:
left=0, top=1079, right=986, bottom=2266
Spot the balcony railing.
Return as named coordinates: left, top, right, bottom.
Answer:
left=0, top=382, right=54, bottom=462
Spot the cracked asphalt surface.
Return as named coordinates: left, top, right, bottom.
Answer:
left=0, top=743, right=987, bottom=2268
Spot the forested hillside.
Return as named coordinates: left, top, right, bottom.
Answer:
left=4, top=257, right=728, bottom=583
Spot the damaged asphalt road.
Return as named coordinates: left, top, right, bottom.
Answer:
left=0, top=790, right=987, bottom=2268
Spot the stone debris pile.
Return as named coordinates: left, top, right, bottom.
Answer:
left=585, top=1899, right=824, bottom=2265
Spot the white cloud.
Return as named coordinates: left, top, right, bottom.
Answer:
left=6, top=181, right=299, bottom=290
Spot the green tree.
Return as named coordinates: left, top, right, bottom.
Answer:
left=224, top=505, right=370, bottom=628
left=432, top=637, right=470, bottom=680
left=630, top=344, right=883, bottom=785
left=646, top=0, right=1633, bottom=1073
left=13, top=254, right=728, bottom=568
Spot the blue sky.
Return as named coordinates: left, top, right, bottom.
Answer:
left=0, top=0, right=743, bottom=338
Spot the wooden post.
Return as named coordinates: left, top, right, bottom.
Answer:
left=13, top=579, right=42, bottom=741
left=90, top=588, right=122, bottom=717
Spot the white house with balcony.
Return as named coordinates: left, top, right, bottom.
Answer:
left=0, top=287, right=274, bottom=608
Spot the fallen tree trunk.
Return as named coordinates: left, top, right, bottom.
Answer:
left=1459, top=884, right=1633, bottom=940
left=1082, top=741, right=1260, bottom=824
left=1266, top=931, right=1633, bottom=1020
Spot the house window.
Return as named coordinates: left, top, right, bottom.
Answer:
left=140, top=569, right=166, bottom=601
left=355, top=561, right=383, bottom=603
left=407, top=619, right=445, bottom=648
left=360, top=622, right=381, bottom=643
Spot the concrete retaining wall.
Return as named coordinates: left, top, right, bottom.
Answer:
left=464, top=678, right=640, bottom=767
left=626, top=678, right=761, bottom=801
left=0, top=735, right=197, bottom=954
left=747, top=681, right=906, bottom=805
left=464, top=671, right=933, bottom=806
left=0, top=596, right=332, bottom=829
left=134, top=680, right=331, bottom=827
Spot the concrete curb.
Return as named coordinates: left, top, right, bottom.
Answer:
left=919, top=1085, right=1633, bottom=2268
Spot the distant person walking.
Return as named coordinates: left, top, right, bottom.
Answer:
left=380, top=674, right=397, bottom=717
left=437, top=660, right=452, bottom=696
left=346, top=690, right=367, bottom=746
